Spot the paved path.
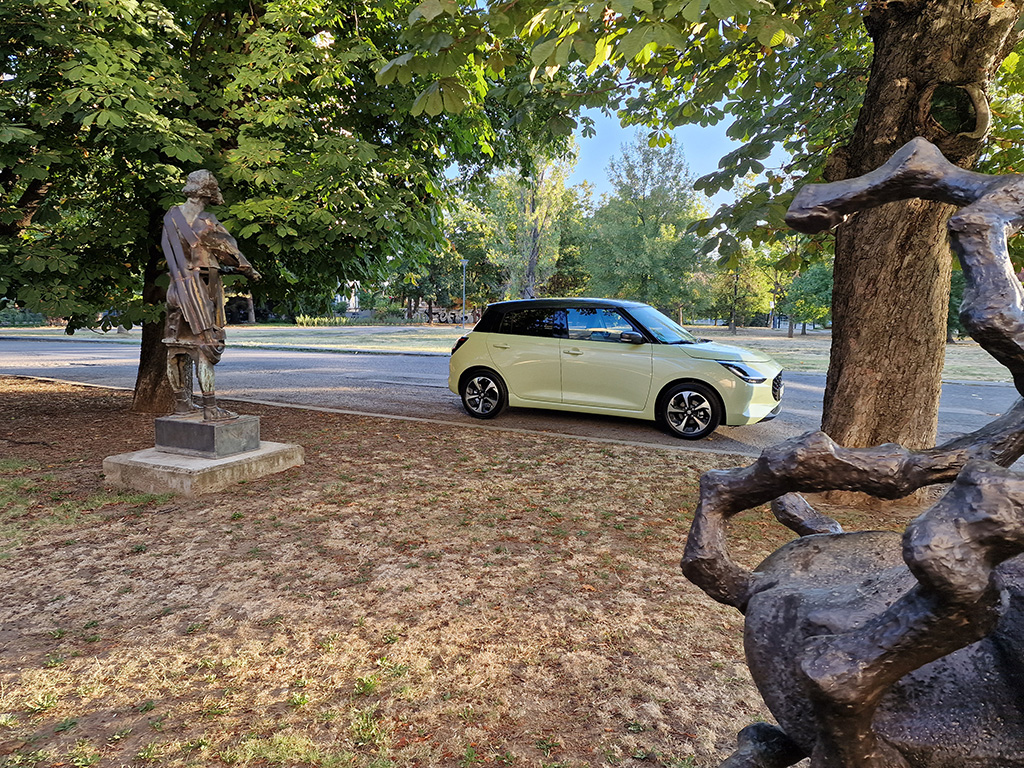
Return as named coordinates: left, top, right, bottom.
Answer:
left=2, top=338, right=1018, bottom=457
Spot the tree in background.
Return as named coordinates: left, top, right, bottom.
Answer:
left=444, top=196, right=508, bottom=311
left=583, top=138, right=711, bottom=317
left=709, top=246, right=773, bottom=332
left=947, top=269, right=967, bottom=344
left=541, top=183, right=592, bottom=297
left=445, top=159, right=587, bottom=302
left=783, top=262, right=833, bottom=334
left=486, top=160, right=575, bottom=299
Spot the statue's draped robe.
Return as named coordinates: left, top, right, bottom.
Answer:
left=161, top=206, right=253, bottom=365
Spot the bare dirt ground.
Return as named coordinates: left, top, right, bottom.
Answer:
left=0, top=377, right=912, bottom=768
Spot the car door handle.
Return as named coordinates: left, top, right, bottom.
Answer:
left=564, top=348, right=584, bottom=356
left=492, top=343, right=510, bottom=350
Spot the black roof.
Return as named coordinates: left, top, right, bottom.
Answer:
left=475, top=298, right=652, bottom=334
left=484, top=297, right=648, bottom=311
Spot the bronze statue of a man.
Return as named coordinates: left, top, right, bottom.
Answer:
left=162, top=170, right=260, bottom=421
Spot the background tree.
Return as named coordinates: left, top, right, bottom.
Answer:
left=485, top=160, right=575, bottom=299
left=583, top=138, right=711, bottom=316
left=782, top=262, right=833, bottom=334
left=384, top=0, right=1024, bottom=452
left=445, top=195, right=508, bottom=311
left=710, top=246, right=773, bottom=331
left=947, top=269, right=967, bottom=344
left=542, top=183, right=592, bottom=297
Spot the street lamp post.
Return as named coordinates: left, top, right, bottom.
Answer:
left=460, top=259, right=468, bottom=330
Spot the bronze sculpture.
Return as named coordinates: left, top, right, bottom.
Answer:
left=682, top=138, right=1024, bottom=767
left=162, top=170, right=260, bottom=421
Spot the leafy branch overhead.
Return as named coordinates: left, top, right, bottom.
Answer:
left=1, top=0, right=552, bottom=330
left=381, top=0, right=1024, bottom=265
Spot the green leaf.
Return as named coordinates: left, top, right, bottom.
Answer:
left=681, top=0, right=709, bottom=23
left=662, top=0, right=684, bottom=18
left=376, top=53, right=413, bottom=86
left=409, top=0, right=444, bottom=24
left=617, top=25, right=655, bottom=60
left=425, top=86, right=445, bottom=116
left=531, top=38, right=559, bottom=66
left=708, top=0, right=739, bottom=20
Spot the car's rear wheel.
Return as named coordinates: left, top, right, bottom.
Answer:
left=460, top=369, right=508, bottom=419
left=658, top=382, right=721, bottom=440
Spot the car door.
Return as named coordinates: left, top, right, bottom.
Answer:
left=560, top=307, right=653, bottom=411
left=485, top=307, right=566, bottom=403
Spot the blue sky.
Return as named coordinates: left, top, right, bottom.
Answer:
left=566, top=109, right=750, bottom=210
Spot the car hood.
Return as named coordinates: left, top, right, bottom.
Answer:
left=679, top=340, right=775, bottom=364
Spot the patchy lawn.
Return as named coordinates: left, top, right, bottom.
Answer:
left=0, top=377, right=905, bottom=768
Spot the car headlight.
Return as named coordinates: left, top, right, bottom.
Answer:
left=718, top=361, right=768, bottom=384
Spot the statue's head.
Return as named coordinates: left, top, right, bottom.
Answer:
left=182, top=170, right=224, bottom=205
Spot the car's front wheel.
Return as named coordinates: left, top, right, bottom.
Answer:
left=460, top=369, right=508, bottom=419
left=658, top=382, right=721, bottom=440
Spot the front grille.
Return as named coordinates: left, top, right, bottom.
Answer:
left=772, top=372, right=784, bottom=401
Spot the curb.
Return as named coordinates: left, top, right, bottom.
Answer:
left=0, top=335, right=448, bottom=357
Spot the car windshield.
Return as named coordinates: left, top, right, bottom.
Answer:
left=629, top=305, right=700, bottom=344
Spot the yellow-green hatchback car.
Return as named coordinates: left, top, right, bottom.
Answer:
left=448, top=298, right=783, bottom=440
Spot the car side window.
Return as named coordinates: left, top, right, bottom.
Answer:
left=498, top=308, right=567, bottom=338
left=566, top=307, right=638, bottom=342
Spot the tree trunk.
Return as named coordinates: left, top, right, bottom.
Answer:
left=246, top=293, right=255, bottom=324
left=822, top=0, right=1021, bottom=451
left=131, top=206, right=174, bottom=414
left=788, top=317, right=795, bottom=338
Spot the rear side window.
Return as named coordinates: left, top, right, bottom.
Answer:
left=498, top=308, right=567, bottom=338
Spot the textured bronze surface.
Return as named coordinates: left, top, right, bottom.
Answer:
left=162, top=170, right=260, bottom=422
left=682, top=139, right=1024, bottom=767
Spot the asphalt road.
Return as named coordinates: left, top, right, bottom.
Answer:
left=2, top=338, right=1019, bottom=457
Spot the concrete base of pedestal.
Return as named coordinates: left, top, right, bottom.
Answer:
left=103, top=441, right=304, bottom=497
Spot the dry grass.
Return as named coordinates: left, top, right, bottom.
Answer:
left=691, top=325, right=1012, bottom=381
left=0, top=377, right=912, bottom=768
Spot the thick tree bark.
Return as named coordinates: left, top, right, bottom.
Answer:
left=131, top=205, right=174, bottom=414
left=822, top=0, right=1021, bottom=450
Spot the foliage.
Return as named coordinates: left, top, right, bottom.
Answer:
left=381, top=0, right=872, bottom=259
left=542, top=183, right=592, bottom=297
left=782, top=261, right=832, bottom=326
left=0, top=0, right=518, bottom=333
left=710, top=247, right=773, bottom=327
left=382, top=0, right=1024, bottom=270
left=444, top=196, right=509, bottom=308
left=444, top=161, right=585, bottom=303
left=0, top=307, right=46, bottom=327
left=583, top=138, right=712, bottom=317
left=484, top=159, right=577, bottom=298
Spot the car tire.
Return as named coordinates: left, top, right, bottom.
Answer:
left=657, top=382, right=722, bottom=440
left=460, top=369, right=508, bottom=419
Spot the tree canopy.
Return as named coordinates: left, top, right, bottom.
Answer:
left=382, top=0, right=1023, bottom=262
left=1, top=0, right=505, bottom=329
left=583, top=138, right=712, bottom=316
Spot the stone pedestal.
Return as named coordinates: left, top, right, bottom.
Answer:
left=155, top=413, right=260, bottom=458
left=104, top=441, right=304, bottom=497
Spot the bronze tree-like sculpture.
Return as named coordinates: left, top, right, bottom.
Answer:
left=682, top=138, right=1024, bottom=768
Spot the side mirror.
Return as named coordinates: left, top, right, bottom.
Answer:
left=620, top=331, right=645, bottom=344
